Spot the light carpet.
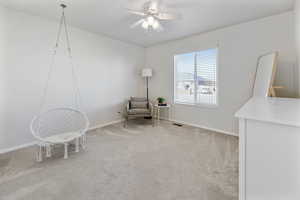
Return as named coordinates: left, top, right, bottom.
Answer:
left=0, top=120, right=238, bottom=200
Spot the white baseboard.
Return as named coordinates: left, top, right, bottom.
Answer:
left=88, top=119, right=124, bottom=131
left=164, top=118, right=238, bottom=137
left=0, top=141, right=37, bottom=154
left=0, top=119, right=124, bottom=155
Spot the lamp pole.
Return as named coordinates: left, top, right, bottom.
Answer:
left=146, top=77, right=149, bottom=102
left=142, top=68, right=152, bottom=106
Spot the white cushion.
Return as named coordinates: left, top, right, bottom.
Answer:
left=45, top=132, right=82, bottom=143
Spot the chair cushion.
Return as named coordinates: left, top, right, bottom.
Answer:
left=128, top=108, right=150, bottom=115
left=131, top=101, right=148, bottom=109
left=130, top=97, right=149, bottom=109
left=45, top=131, right=82, bottom=143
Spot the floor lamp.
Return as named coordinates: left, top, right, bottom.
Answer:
left=142, top=68, right=153, bottom=102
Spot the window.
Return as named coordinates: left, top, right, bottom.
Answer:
left=174, top=48, right=218, bottom=106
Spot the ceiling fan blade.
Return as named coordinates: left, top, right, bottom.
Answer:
left=156, top=12, right=181, bottom=20
left=130, top=19, right=145, bottom=29
left=127, top=9, right=146, bottom=16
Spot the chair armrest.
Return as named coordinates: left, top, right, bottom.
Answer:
left=126, top=101, right=130, bottom=112
left=122, top=100, right=130, bottom=117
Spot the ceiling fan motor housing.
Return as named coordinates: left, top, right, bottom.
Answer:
left=144, top=1, right=158, bottom=15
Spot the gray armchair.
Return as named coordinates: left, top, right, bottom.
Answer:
left=124, top=97, right=154, bottom=127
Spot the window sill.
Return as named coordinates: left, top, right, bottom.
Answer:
left=173, top=101, right=218, bottom=109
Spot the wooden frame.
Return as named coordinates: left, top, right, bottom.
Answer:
left=253, top=52, right=279, bottom=97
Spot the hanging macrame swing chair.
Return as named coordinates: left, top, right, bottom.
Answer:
left=30, top=4, right=89, bottom=162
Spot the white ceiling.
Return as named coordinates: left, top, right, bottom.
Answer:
left=0, top=0, right=295, bottom=47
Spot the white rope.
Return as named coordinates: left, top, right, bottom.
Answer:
left=38, top=12, right=64, bottom=114
left=39, top=4, right=83, bottom=113
left=62, top=11, right=82, bottom=110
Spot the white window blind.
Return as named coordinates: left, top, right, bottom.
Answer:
left=174, top=48, right=218, bottom=106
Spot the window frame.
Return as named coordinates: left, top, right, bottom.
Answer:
left=173, top=47, right=219, bottom=108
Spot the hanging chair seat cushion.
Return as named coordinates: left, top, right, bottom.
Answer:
left=44, top=131, right=82, bottom=144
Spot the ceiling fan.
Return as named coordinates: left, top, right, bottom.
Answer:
left=127, top=1, right=181, bottom=31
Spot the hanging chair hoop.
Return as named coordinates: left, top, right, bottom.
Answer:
left=30, top=107, right=90, bottom=144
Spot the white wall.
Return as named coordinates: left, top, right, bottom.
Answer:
left=144, top=12, right=297, bottom=135
left=0, top=7, right=296, bottom=151
left=0, top=6, right=145, bottom=151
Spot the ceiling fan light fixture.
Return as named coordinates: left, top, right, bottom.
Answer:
left=142, top=20, right=149, bottom=29
left=147, top=16, right=155, bottom=26
left=128, top=1, right=180, bottom=32
left=152, top=20, right=159, bottom=29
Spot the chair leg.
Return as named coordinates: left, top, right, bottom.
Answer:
left=45, top=144, right=52, bottom=158
left=75, top=137, right=80, bottom=153
left=81, top=134, right=87, bottom=150
left=152, top=115, right=155, bottom=127
left=153, top=107, right=157, bottom=127
left=64, top=143, right=68, bottom=159
left=36, top=144, right=43, bottom=162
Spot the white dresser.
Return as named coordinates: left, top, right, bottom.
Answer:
left=235, top=97, right=300, bottom=200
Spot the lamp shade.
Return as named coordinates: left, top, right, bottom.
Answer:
left=142, top=68, right=153, bottom=77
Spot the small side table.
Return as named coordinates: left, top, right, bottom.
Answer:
left=153, top=104, right=171, bottom=124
